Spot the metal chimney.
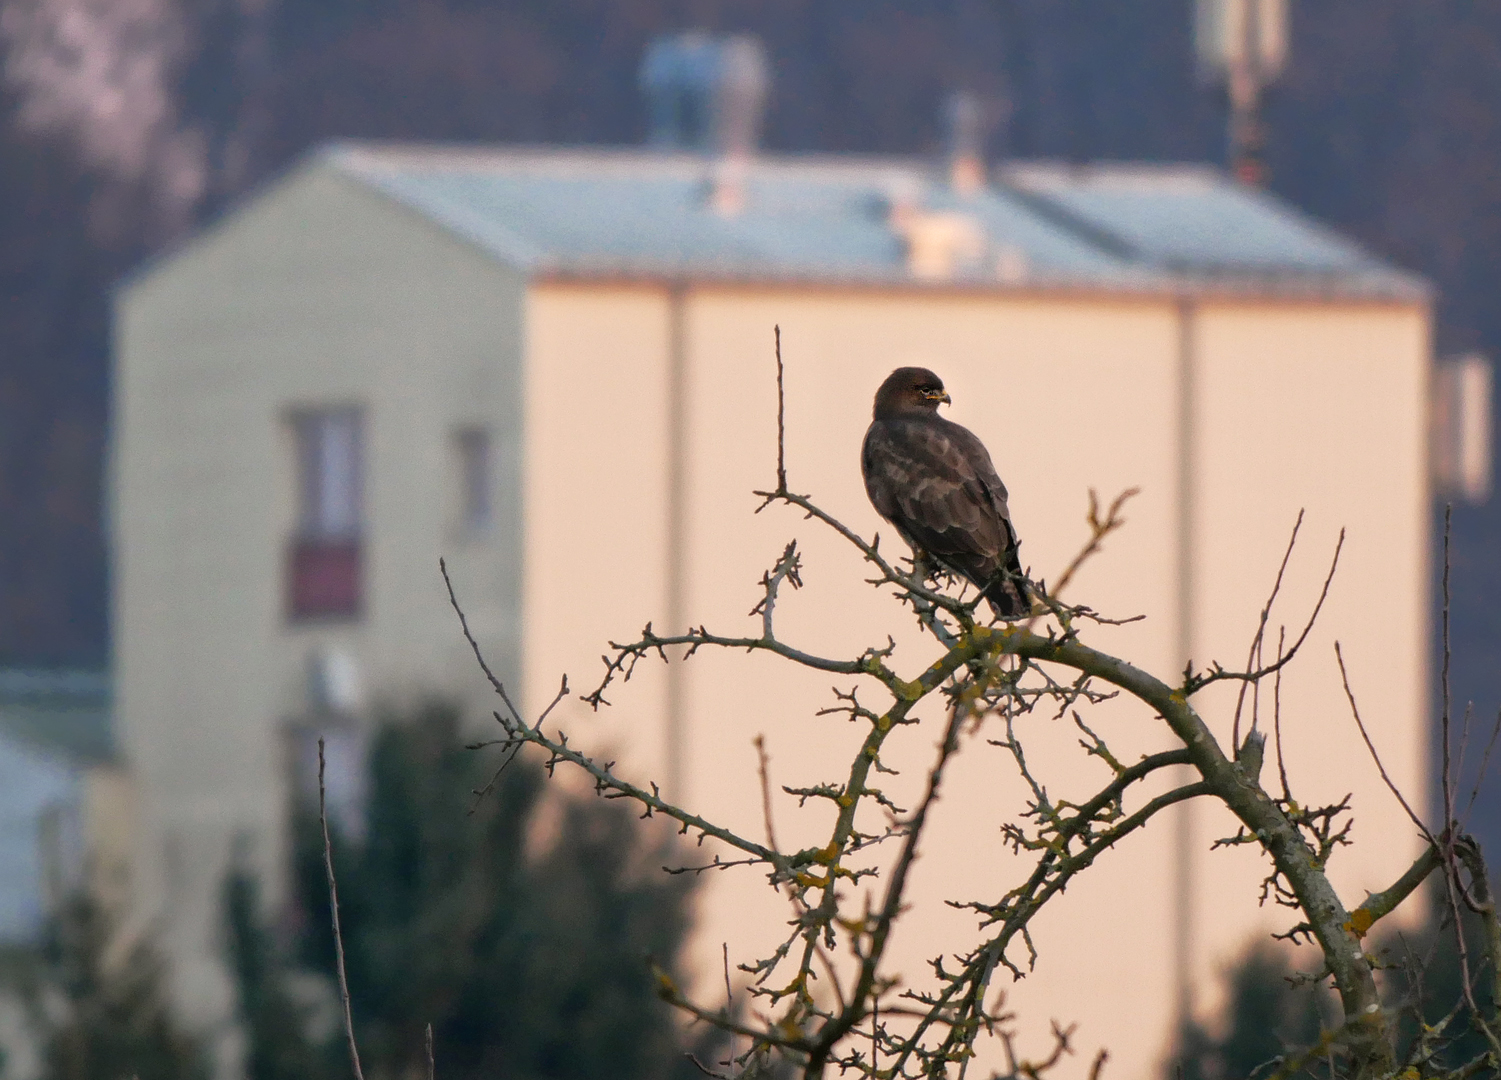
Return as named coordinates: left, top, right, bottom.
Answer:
left=944, top=91, right=986, bottom=196
left=641, top=32, right=718, bottom=149
left=708, top=34, right=768, bottom=214
left=1433, top=354, right=1494, bottom=504
left=640, top=32, right=769, bottom=214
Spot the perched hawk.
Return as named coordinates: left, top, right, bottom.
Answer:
left=861, top=367, right=1029, bottom=618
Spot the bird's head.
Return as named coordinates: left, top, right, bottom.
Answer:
left=873, top=367, right=951, bottom=420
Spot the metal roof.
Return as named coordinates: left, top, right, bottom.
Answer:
left=327, top=142, right=1426, bottom=300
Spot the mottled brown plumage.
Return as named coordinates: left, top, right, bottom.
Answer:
left=861, top=367, right=1029, bottom=618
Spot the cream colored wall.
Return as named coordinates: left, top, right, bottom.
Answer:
left=680, top=287, right=1186, bottom=1079
left=517, top=281, right=1430, bottom=1080
left=520, top=282, right=1186, bottom=1077
left=519, top=285, right=674, bottom=786
left=1184, top=301, right=1431, bottom=1016
left=113, top=159, right=528, bottom=1048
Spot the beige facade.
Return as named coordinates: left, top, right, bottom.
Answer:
left=520, top=283, right=1430, bottom=1077
left=114, top=148, right=1431, bottom=1078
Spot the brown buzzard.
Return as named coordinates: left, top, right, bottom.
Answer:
left=861, top=367, right=1029, bottom=618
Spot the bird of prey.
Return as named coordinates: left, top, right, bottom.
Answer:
left=861, top=367, right=1030, bottom=618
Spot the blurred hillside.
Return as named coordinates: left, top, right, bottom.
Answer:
left=1, top=0, right=1497, bottom=727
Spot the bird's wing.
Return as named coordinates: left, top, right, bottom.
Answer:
left=941, top=419, right=1023, bottom=573
left=862, top=415, right=1012, bottom=581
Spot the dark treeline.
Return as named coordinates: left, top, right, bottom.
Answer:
left=2, top=0, right=1497, bottom=776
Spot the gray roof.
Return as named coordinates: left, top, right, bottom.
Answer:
left=328, top=142, right=1426, bottom=301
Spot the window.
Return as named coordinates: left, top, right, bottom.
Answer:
left=288, top=409, right=364, bottom=620
left=454, top=426, right=493, bottom=535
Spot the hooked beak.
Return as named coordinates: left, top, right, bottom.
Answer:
left=928, top=390, right=952, bottom=406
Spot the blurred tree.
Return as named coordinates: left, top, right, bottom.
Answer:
left=35, top=893, right=210, bottom=1080
left=224, top=861, right=336, bottom=1080
left=1384, top=895, right=1499, bottom=1076
left=1168, top=941, right=1328, bottom=1080
left=1166, top=892, right=1501, bottom=1079
left=265, top=700, right=718, bottom=1080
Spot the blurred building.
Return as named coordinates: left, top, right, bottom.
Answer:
left=114, top=37, right=1439, bottom=1078
left=0, top=668, right=126, bottom=940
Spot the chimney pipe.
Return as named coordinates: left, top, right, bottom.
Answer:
left=945, top=91, right=986, bottom=196
left=708, top=34, right=768, bottom=215
left=640, top=32, right=769, bottom=214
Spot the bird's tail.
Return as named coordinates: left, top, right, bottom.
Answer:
left=983, top=550, right=1031, bottom=619
left=983, top=574, right=1031, bottom=619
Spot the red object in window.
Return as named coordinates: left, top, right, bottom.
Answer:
left=288, top=539, right=362, bottom=619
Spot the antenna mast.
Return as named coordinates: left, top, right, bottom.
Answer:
left=1195, top=0, right=1289, bottom=185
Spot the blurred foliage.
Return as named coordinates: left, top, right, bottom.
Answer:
left=1169, top=941, right=1329, bottom=1080
left=227, top=699, right=720, bottom=1080
left=223, top=864, right=337, bottom=1080
left=1167, top=889, right=1501, bottom=1079
left=33, top=893, right=211, bottom=1080
left=1383, top=895, right=1499, bottom=1077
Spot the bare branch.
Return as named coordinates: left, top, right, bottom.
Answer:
left=754, top=735, right=780, bottom=853
left=441, top=557, right=524, bottom=727
left=1047, top=487, right=1140, bottom=602
left=774, top=325, right=787, bottom=494
left=1188, top=527, right=1343, bottom=695
left=1232, top=510, right=1304, bottom=750
left=1334, top=641, right=1433, bottom=843
left=318, top=738, right=366, bottom=1080
left=1345, top=843, right=1442, bottom=937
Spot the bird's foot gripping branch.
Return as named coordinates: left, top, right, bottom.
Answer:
left=442, top=350, right=1499, bottom=1080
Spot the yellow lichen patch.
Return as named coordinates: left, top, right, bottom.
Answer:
left=1344, top=907, right=1375, bottom=938
left=894, top=678, right=924, bottom=702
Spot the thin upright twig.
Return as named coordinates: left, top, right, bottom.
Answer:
left=1334, top=643, right=1432, bottom=842
left=723, top=943, right=738, bottom=1075
left=1272, top=627, right=1291, bottom=802
left=319, top=738, right=366, bottom=1080
left=1232, top=510, right=1303, bottom=750
left=1192, top=527, right=1343, bottom=694
left=755, top=734, right=780, bottom=853
left=1047, top=487, right=1140, bottom=602
left=1463, top=707, right=1501, bottom=824
left=425, top=1023, right=435, bottom=1080
left=1441, top=505, right=1455, bottom=840
left=774, top=325, right=787, bottom=494
left=1434, top=506, right=1490, bottom=1033
left=1089, top=1048, right=1110, bottom=1080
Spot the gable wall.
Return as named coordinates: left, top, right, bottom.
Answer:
left=112, top=160, right=528, bottom=1038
